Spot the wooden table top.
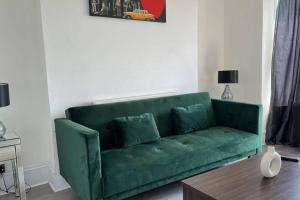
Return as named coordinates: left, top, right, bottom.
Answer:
left=182, top=155, right=300, bottom=200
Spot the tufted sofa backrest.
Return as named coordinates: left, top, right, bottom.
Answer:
left=66, top=92, right=216, bottom=151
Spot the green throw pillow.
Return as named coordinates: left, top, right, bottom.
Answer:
left=113, top=113, right=161, bottom=148
left=172, top=104, right=208, bottom=134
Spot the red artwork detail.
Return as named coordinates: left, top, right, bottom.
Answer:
left=140, top=0, right=166, bottom=18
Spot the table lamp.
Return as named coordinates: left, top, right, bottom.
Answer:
left=0, top=83, right=10, bottom=137
left=218, top=70, right=238, bottom=100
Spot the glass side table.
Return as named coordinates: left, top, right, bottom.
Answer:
left=0, top=132, right=26, bottom=200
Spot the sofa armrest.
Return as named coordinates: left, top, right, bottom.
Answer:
left=55, top=119, right=102, bottom=200
left=211, top=99, right=263, bottom=152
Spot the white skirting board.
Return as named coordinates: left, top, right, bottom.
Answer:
left=0, top=163, right=50, bottom=195
left=0, top=164, right=70, bottom=195
left=48, top=173, right=70, bottom=192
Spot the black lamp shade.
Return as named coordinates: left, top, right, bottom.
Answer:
left=0, top=83, right=10, bottom=107
left=218, top=70, right=239, bottom=84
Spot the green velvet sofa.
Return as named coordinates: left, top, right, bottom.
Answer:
left=55, top=92, right=263, bottom=200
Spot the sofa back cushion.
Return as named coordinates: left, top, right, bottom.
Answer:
left=172, top=104, right=209, bottom=134
left=113, top=113, right=160, bottom=148
left=66, top=92, right=215, bottom=151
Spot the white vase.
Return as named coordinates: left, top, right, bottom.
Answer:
left=260, top=146, right=282, bottom=178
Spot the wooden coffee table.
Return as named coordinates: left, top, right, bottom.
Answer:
left=182, top=155, right=300, bottom=200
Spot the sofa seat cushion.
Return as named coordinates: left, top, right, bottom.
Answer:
left=101, top=127, right=258, bottom=198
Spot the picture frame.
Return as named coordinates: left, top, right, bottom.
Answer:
left=89, top=0, right=166, bottom=23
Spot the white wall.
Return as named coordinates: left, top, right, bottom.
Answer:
left=199, top=0, right=266, bottom=103
left=262, top=0, right=277, bottom=132
left=40, top=0, right=199, bottom=188
left=223, top=0, right=275, bottom=131
left=0, top=0, right=52, bottom=188
left=224, top=0, right=263, bottom=104
left=40, top=0, right=199, bottom=120
left=198, top=0, right=276, bottom=134
left=198, top=0, right=225, bottom=98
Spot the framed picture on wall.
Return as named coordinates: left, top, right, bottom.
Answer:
left=89, top=0, right=166, bottom=23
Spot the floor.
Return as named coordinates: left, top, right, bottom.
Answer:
left=2, top=145, right=299, bottom=200
left=1, top=183, right=182, bottom=200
